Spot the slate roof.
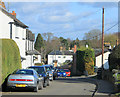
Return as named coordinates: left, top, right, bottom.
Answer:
left=26, top=50, right=41, bottom=55
left=0, top=7, right=28, bottom=28
left=48, top=50, right=74, bottom=55
left=94, top=49, right=109, bottom=57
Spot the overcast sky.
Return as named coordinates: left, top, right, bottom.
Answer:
left=5, top=2, right=118, bottom=40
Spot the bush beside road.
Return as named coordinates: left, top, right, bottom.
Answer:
left=1, top=39, right=21, bottom=90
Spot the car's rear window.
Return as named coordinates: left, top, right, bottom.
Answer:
left=58, top=69, right=64, bottom=72
left=13, top=70, right=33, bottom=75
left=46, top=66, right=51, bottom=71
left=64, top=70, right=70, bottom=72
left=29, top=67, right=44, bottom=74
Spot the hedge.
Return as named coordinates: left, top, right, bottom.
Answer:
left=34, top=63, right=43, bottom=66
left=1, top=39, right=21, bottom=84
left=76, top=47, right=95, bottom=75
left=108, top=44, right=120, bottom=71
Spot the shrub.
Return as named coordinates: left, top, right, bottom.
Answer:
left=76, top=47, right=95, bottom=75
left=34, top=63, right=43, bottom=66
left=108, top=44, right=120, bottom=71
left=0, top=39, right=21, bottom=85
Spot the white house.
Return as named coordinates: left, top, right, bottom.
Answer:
left=48, top=50, right=74, bottom=66
left=95, top=49, right=111, bottom=69
left=0, top=5, right=41, bottom=68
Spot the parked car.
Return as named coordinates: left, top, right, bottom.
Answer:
left=53, top=67, right=58, bottom=80
left=64, top=69, right=71, bottom=77
left=57, top=69, right=66, bottom=77
left=7, top=69, right=43, bottom=92
left=28, top=66, right=50, bottom=87
left=43, top=65, right=53, bottom=81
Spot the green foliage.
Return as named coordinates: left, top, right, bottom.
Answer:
left=59, top=37, right=69, bottom=50
left=104, top=33, right=117, bottom=48
left=34, top=33, right=44, bottom=52
left=108, top=44, right=120, bottom=71
left=34, top=63, right=43, bottom=66
left=1, top=39, right=21, bottom=84
left=76, top=47, right=95, bottom=75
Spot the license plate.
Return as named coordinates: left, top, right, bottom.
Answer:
left=16, top=84, right=26, bottom=87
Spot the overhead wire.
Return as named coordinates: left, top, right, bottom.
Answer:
left=84, top=21, right=119, bottom=41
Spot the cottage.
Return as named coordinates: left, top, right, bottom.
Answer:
left=95, top=49, right=111, bottom=69
left=48, top=50, right=74, bottom=67
left=0, top=4, right=41, bottom=68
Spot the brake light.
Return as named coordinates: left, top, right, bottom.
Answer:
left=26, top=79, right=33, bottom=81
left=9, top=79, right=15, bottom=81
left=9, top=79, right=33, bottom=81
left=16, top=79, right=26, bottom=81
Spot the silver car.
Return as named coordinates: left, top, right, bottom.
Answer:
left=7, top=69, right=43, bottom=92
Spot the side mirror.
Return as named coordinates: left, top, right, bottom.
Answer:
left=39, top=75, right=42, bottom=77
left=46, top=72, right=49, bottom=76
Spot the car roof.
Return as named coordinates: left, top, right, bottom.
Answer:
left=43, top=64, right=51, bottom=66
left=18, top=69, right=34, bottom=71
left=16, top=69, right=37, bottom=73
left=29, top=66, right=44, bottom=68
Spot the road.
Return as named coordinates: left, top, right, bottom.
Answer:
left=2, top=77, right=96, bottom=95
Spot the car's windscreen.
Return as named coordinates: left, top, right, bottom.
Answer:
left=64, top=70, right=70, bottom=72
left=29, top=67, right=44, bottom=74
left=13, top=70, right=33, bottom=75
left=58, top=69, right=64, bottom=72
left=46, top=66, right=51, bottom=71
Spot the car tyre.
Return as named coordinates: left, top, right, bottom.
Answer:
left=43, top=80, right=47, bottom=87
left=33, top=84, right=38, bottom=92
left=53, top=76, right=56, bottom=80
left=47, top=79, right=50, bottom=86
left=38, top=82, right=43, bottom=90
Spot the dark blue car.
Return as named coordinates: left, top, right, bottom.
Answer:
left=57, top=69, right=66, bottom=77
left=28, top=66, right=50, bottom=87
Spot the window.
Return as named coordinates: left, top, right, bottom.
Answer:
left=63, top=56, right=66, bottom=58
left=15, top=26, right=19, bottom=39
left=22, top=29, right=25, bottom=40
left=13, top=70, right=33, bottom=75
left=58, top=56, right=61, bottom=58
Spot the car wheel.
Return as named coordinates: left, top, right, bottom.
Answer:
left=47, top=79, right=50, bottom=86
left=33, top=84, right=38, bottom=92
left=6, top=87, right=12, bottom=92
left=53, top=76, right=56, bottom=80
left=43, top=80, right=47, bottom=87
left=39, top=82, right=43, bottom=90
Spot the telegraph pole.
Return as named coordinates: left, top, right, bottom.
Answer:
left=102, top=7, right=104, bottom=69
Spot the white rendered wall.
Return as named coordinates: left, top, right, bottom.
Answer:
left=0, top=11, right=13, bottom=38
left=0, top=10, right=35, bottom=69
left=48, top=55, right=73, bottom=64
left=34, top=55, right=41, bottom=64
left=22, top=55, right=34, bottom=69
left=96, top=52, right=111, bottom=68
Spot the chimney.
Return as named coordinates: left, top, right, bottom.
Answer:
left=0, top=1, right=6, bottom=9
left=10, top=11, right=16, bottom=17
left=74, top=45, right=77, bottom=53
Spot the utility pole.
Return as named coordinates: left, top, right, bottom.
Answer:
left=102, top=7, right=104, bottom=69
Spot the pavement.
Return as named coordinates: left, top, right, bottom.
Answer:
left=80, top=75, right=115, bottom=96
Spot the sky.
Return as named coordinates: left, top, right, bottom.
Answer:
left=5, top=2, right=118, bottom=40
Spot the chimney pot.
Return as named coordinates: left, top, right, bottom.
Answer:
left=74, top=45, right=77, bottom=53
left=10, top=11, right=16, bottom=17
